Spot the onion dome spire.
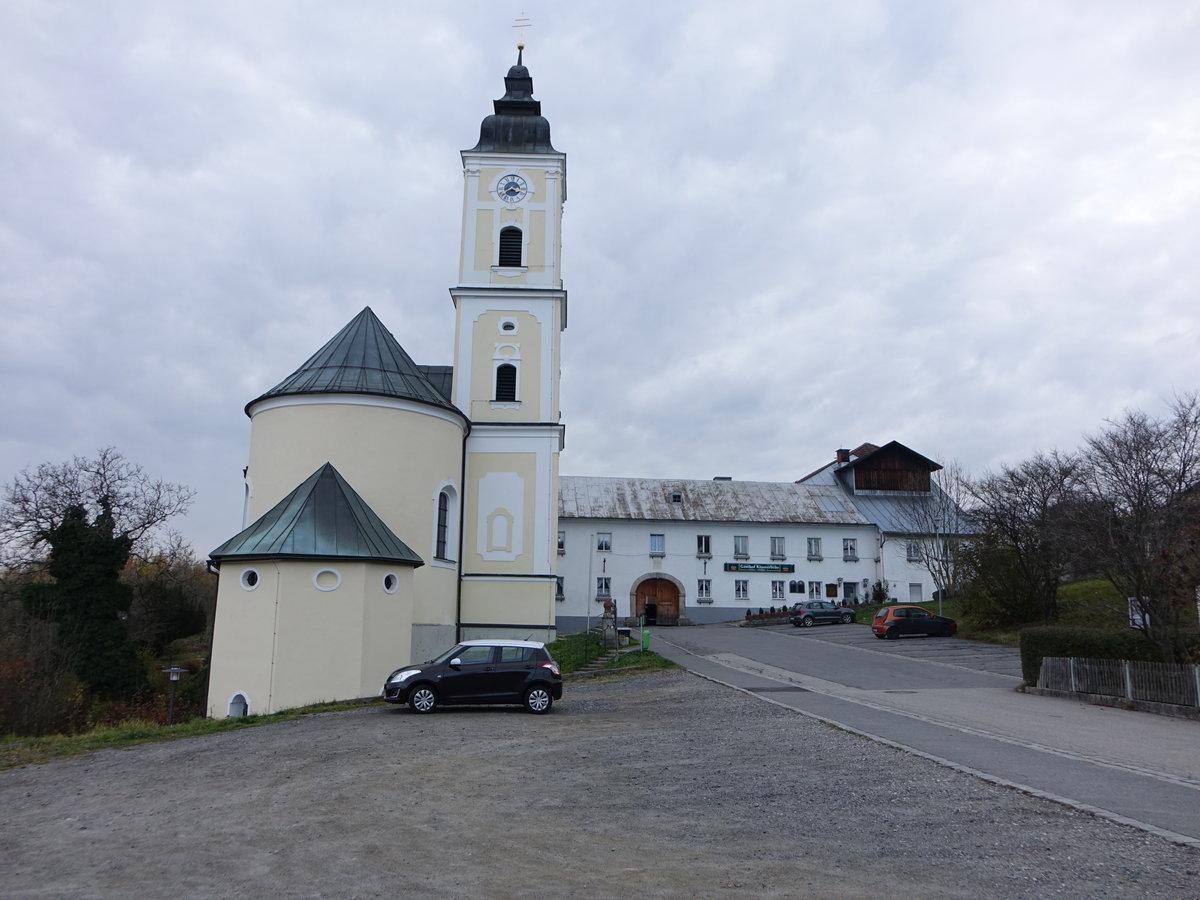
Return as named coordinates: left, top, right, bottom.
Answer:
left=470, top=46, right=556, bottom=153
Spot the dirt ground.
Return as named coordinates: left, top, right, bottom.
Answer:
left=2, top=670, right=1198, bottom=899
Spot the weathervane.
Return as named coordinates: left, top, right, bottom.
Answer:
left=513, top=12, right=531, bottom=53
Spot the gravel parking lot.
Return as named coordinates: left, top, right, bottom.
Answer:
left=2, top=669, right=1197, bottom=899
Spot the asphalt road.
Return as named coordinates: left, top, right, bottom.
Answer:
left=650, top=621, right=1200, bottom=847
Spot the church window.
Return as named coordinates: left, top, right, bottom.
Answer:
left=240, top=568, right=260, bottom=591
left=495, top=363, right=517, bottom=401
left=436, top=491, right=450, bottom=559
left=382, top=573, right=398, bottom=594
left=498, top=226, right=523, bottom=267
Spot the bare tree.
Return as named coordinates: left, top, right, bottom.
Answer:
left=1, top=447, right=194, bottom=566
left=1073, top=394, right=1200, bottom=663
left=966, top=451, right=1080, bottom=625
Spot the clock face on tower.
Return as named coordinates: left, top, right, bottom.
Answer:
left=497, top=174, right=528, bottom=203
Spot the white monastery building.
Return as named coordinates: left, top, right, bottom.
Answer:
left=205, top=49, right=962, bottom=718
left=555, top=442, right=959, bottom=631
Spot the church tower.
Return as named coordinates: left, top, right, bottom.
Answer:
left=452, top=45, right=566, bottom=641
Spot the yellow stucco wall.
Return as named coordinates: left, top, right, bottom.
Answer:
left=468, top=310, right=544, bottom=422
left=462, top=450, right=538, bottom=574
left=207, top=561, right=414, bottom=717
left=245, top=399, right=463, bottom=626
left=459, top=578, right=555, bottom=628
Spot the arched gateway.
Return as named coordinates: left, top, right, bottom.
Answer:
left=632, top=575, right=683, bottom=626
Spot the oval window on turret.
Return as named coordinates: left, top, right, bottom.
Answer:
left=383, top=573, right=398, bottom=594
left=240, top=568, right=260, bottom=591
left=313, top=568, right=342, bottom=592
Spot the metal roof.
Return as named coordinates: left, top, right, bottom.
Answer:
left=247, top=307, right=461, bottom=416
left=469, top=50, right=558, bottom=155
left=558, top=476, right=870, bottom=526
left=209, top=462, right=424, bottom=566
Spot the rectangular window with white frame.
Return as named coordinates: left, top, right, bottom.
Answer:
left=771, top=580, right=785, bottom=601
left=696, top=534, right=711, bottom=557
left=596, top=532, right=612, bottom=552
left=650, top=533, right=665, bottom=556
left=770, top=536, right=786, bottom=560
left=556, top=576, right=565, bottom=602
left=906, top=540, right=921, bottom=562
left=843, top=538, right=857, bottom=561
left=807, top=537, right=822, bottom=560
left=735, top=579, right=749, bottom=600
left=808, top=580, right=822, bottom=599
left=697, top=579, right=712, bottom=601
left=557, top=530, right=565, bottom=554
left=596, top=577, right=611, bottom=598
left=734, top=535, right=749, bottom=559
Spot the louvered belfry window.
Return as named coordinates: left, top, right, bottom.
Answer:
left=495, top=363, right=517, bottom=401
left=498, top=227, right=523, bottom=267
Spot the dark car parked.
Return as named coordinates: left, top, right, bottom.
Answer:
left=870, top=605, right=957, bottom=639
left=382, top=639, right=562, bottom=714
left=791, top=600, right=857, bottom=627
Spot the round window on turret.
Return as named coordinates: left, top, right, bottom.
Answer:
left=240, top=568, right=260, bottom=591
left=383, top=573, right=398, bottom=594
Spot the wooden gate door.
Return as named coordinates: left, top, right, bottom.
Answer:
left=637, top=578, right=680, bottom=626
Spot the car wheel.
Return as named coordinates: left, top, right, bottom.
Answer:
left=874, top=633, right=886, bottom=640
left=840, top=612, right=854, bottom=624
left=408, top=685, right=438, bottom=714
left=885, top=627, right=899, bottom=640
left=524, top=685, right=553, bottom=714
left=800, top=616, right=814, bottom=628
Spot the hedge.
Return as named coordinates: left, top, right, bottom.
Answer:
left=1018, top=627, right=1162, bottom=686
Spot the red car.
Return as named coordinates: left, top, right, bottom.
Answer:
left=871, top=605, right=957, bottom=639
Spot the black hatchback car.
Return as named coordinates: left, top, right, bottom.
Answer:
left=382, top=640, right=563, bottom=714
left=791, top=600, right=857, bottom=627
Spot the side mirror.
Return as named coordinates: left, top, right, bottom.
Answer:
left=449, top=657, right=462, bottom=668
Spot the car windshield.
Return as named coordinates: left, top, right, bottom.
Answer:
left=431, top=644, right=470, bottom=665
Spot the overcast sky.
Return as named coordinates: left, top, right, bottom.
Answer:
left=2, top=1, right=1198, bottom=557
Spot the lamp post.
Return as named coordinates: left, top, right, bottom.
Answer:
left=162, top=666, right=187, bottom=725
left=933, top=519, right=942, bottom=617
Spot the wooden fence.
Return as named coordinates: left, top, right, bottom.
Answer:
left=1037, top=657, right=1200, bottom=710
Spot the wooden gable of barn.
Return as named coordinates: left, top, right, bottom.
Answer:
left=843, top=441, right=941, bottom=494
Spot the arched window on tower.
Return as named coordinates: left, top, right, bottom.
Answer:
left=494, top=363, right=517, bottom=402
left=436, top=491, right=450, bottom=559
left=498, top=226, right=523, bottom=267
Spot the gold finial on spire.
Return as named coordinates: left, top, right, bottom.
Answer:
left=513, top=13, right=531, bottom=53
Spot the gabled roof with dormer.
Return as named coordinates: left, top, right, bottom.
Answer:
left=246, top=307, right=460, bottom=417
left=209, top=462, right=423, bottom=566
